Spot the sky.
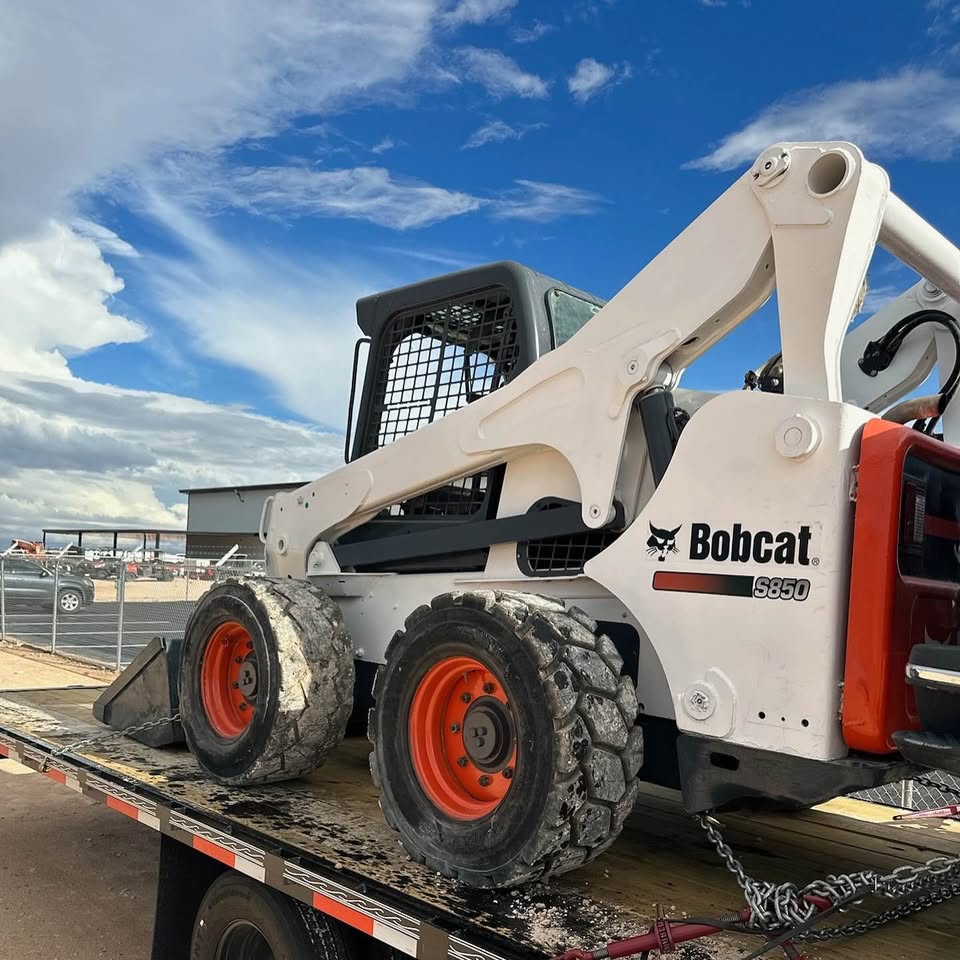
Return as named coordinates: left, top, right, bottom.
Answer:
left=3, top=0, right=960, bottom=545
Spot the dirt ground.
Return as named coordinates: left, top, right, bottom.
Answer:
left=92, top=578, right=212, bottom=603
left=0, top=649, right=156, bottom=959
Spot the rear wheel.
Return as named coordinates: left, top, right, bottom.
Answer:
left=369, top=590, right=643, bottom=887
left=180, top=578, right=354, bottom=785
left=57, top=588, right=83, bottom=614
left=191, top=871, right=350, bottom=960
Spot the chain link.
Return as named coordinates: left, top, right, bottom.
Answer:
left=39, top=713, right=181, bottom=770
left=698, top=812, right=960, bottom=941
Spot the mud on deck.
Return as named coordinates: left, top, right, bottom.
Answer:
left=1, top=684, right=959, bottom=960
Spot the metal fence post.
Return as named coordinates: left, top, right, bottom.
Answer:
left=51, top=560, right=60, bottom=654
left=0, top=558, right=5, bottom=641
left=116, top=562, right=126, bottom=671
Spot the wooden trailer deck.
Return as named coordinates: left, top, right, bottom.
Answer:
left=1, top=674, right=959, bottom=960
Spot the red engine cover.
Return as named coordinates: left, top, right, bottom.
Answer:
left=843, top=419, right=960, bottom=754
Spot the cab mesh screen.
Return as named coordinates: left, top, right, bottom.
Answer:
left=363, top=288, right=520, bottom=518
left=519, top=500, right=620, bottom=575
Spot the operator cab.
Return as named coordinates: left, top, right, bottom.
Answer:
left=337, top=262, right=605, bottom=571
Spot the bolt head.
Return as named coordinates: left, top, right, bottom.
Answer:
left=457, top=756, right=468, bottom=767
left=482, top=682, right=495, bottom=694
left=239, top=703, right=249, bottom=711
left=478, top=775, right=492, bottom=787
left=503, top=767, right=514, bottom=780
left=234, top=656, right=243, bottom=664
left=450, top=723, right=461, bottom=733
left=232, top=681, right=240, bottom=689
left=461, top=692, right=472, bottom=703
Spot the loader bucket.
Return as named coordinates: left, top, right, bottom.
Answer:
left=93, top=635, right=186, bottom=747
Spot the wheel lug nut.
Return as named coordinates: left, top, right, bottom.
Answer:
left=232, top=682, right=239, bottom=689
left=234, top=656, right=243, bottom=664
left=503, top=767, right=514, bottom=779
left=478, top=775, right=492, bottom=787
left=483, top=682, right=495, bottom=694
left=239, top=703, right=248, bottom=711
left=450, top=723, right=460, bottom=733
left=457, top=756, right=468, bottom=767
left=461, top=692, right=472, bottom=703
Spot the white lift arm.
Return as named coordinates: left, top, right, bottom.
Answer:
left=265, top=142, right=960, bottom=580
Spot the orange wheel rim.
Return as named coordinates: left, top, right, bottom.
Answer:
left=409, top=655, right=517, bottom=820
left=200, top=621, right=257, bottom=738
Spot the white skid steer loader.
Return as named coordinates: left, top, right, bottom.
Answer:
left=105, top=142, right=960, bottom=889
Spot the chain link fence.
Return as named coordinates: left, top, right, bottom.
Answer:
left=0, top=551, right=264, bottom=669
left=853, top=770, right=960, bottom=812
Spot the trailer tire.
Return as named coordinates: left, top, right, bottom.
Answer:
left=180, top=577, right=354, bottom=785
left=369, top=590, right=642, bottom=887
left=191, top=870, right=350, bottom=960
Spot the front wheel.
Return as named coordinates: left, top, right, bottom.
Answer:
left=369, top=590, right=643, bottom=887
left=179, top=578, right=354, bottom=785
left=57, top=589, right=83, bottom=614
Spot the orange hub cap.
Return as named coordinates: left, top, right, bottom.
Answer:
left=200, top=621, right=257, bottom=738
left=409, top=656, right=517, bottom=820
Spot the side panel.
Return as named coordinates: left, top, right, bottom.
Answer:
left=586, top=390, right=872, bottom=762
left=843, top=420, right=960, bottom=753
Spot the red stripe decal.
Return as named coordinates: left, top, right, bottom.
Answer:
left=45, top=770, right=67, bottom=785
left=0, top=744, right=8, bottom=757
left=193, top=836, right=237, bottom=868
left=106, top=796, right=141, bottom=820
left=313, top=893, right=375, bottom=935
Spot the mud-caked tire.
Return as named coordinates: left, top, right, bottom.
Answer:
left=369, top=590, right=642, bottom=887
left=179, top=577, right=354, bottom=786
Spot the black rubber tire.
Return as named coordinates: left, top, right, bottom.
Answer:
left=191, top=870, right=350, bottom=960
left=57, top=588, right=83, bottom=614
left=369, top=590, right=643, bottom=887
left=180, top=577, right=354, bottom=786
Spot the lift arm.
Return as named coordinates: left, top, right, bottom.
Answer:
left=265, top=142, right=960, bottom=579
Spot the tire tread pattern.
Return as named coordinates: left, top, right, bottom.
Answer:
left=369, top=589, right=642, bottom=886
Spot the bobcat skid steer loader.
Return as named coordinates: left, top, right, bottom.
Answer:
left=112, top=142, right=960, bottom=888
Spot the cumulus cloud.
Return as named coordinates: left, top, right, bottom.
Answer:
left=567, top=58, right=632, bottom=103
left=0, top=222, right=146, bottom=379
left=689, top=68, right=960, bottom=171
left=370, top=136, right=395, bottom=155
left=457, top=47, right=550, bottom=99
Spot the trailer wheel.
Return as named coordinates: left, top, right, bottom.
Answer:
left=191, top=871, right=350, bottom=960
left=180, top=577, right=354, bottom=785
left=369, top=590, right=642, bottom=887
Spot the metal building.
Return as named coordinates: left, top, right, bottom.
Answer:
left=180, top=482, right=306, bottom=559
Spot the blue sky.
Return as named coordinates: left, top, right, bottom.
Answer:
left=1, top=0, right=959, bottom=539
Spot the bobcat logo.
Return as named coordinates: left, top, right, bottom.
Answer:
left=647, top=523, right=681, bottom=561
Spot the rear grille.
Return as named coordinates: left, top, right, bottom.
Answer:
left=364, top=288, right=520, bottom=518
left=519, top=500, right=620, bottom=575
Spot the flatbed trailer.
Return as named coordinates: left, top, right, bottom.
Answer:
left=2, top=677, right=960, bottom=960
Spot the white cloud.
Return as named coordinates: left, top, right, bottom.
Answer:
left=512, top=21, right=555, bottom=43
left=371, top=136, right=396, bottom=154
left=700, top=0, right=728, bottom=6
left=0, top=1, right=447, bottom=247
left=689, top=68, right=960, bottom=171
left=493, top=180, right=604, bottom=221
left=214, top=165, right=483, bottom=230
left=69, top=219, right=140, bottom=258
left=443, top=0, right=518, bottom=25
left=457, top=47, right=550, bottom=99
left=0, top=222, right=146, bottom=379
left=462, top=119, right=544, bottom=149
left=0, top=219, right=345, bottom=542
left=567, top=58, right=632, bottom=103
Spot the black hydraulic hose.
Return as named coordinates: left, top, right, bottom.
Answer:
left=858, top=309, right=960, bottom=434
